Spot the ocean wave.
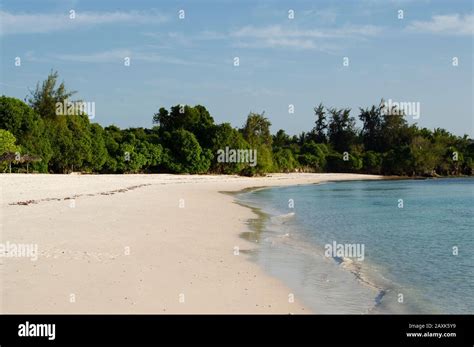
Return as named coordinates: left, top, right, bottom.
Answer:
left=269, top=212, right=295, bottom=224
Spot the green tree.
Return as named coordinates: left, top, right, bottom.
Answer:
left=140, top=141, right=163, bottom=171
left=28, top=70, right=76, bottom=119
left=102, top=125, right=123, bottom=172
left=359, top=104, right=383, bottom=152
left=88, top=123, right=108, bottom=172
left=380, top=105, right=410, bottom=152
left=118, top=142, right=147, bottom=173
left=382, top=146, right=413, bottom=176
left=298, top=141, right=329, bottom=171
left=153, top=105, right=215, bottom=149
left=241, top=112, right=273, bottom=175
left=363, top=151, right=383, bottom=174
left=211, top=123, right=250, bottom=174
left=242, top=112, right=272, bottom=147
left=326, top=152, right=362, bottom=173
left=0, top=129, right=18, bottom=154
left=112, top=131, right=161, bottom=173
left=273, top=148, right=298, bottom=172
left=0, top=129, right=19, bottom=172
left=162, top=129, right=211, bottom=174
left=2, top=73, right=473, bottom=178
left=0, top=96, right=52, bottom=172
left=25, top=71, right=94, bottom=172
left=327, top=108, right=357, bottom=153
left=273, top=129, right=291, bottom=149
left=312, top=103, right=328, bottom=143
left=45, top=116, right=73, bottom=173
left=66, top=114, right=92, bottom=171
left=410, top=136, right=438, bottom=176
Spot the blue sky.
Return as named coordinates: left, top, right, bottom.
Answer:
left=1, top=0, right=472, bottom=137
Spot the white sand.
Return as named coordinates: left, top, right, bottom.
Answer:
left=0, top=173, right=382, bottom=313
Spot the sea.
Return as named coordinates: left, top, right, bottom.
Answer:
left=237, top=178, right=474, bottom=314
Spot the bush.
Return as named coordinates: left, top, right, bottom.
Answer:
left=326, top=152, right=362, bottom=172
left=363, top=151, right=382, bottom=174
left=162, top=129, right=211, bottom=174
left=273, top=148, right=298, bottom=172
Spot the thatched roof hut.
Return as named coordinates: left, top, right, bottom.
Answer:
left=0, top=152, right=42, bottom=173
left=20, top=154, right=42, bottom=173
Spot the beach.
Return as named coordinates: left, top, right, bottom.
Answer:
left=0, top=173, right=382, bottom=313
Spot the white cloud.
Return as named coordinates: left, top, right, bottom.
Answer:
left=302, top=8, right=338, bottom=24
left=197, top=30, right=229, bottom=40
left=407, top=14, right=473, bottom=36
left=262, top=38, right=317, bottom=49
left=141, top=24, right=381, bottom=52
left=0, top=10, right=168, bottom=35
left=229, top=24, right=381, bottom=50
left=142, top=22, right=381, bottom=51
left=53, top=49, right=211, bottom=67
left=55, top=49, right=132, bottom=63
left=232, top=25, right=381, bottom=39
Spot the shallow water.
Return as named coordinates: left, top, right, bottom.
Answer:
left=237, top=178, right=474, bottom=314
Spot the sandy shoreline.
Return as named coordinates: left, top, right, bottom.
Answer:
left=0, top=173, right=382, bottom=313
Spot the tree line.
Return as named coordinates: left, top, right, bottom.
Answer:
left=0, top=71, right=473, bottom=176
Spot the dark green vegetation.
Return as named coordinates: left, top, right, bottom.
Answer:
left=1, top=72, right=473, bottom=176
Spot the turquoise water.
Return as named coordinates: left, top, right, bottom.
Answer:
left=238, top=178, right=474, bottom=314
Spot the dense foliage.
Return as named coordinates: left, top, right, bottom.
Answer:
left=1, top=72, right=472, bottom=176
